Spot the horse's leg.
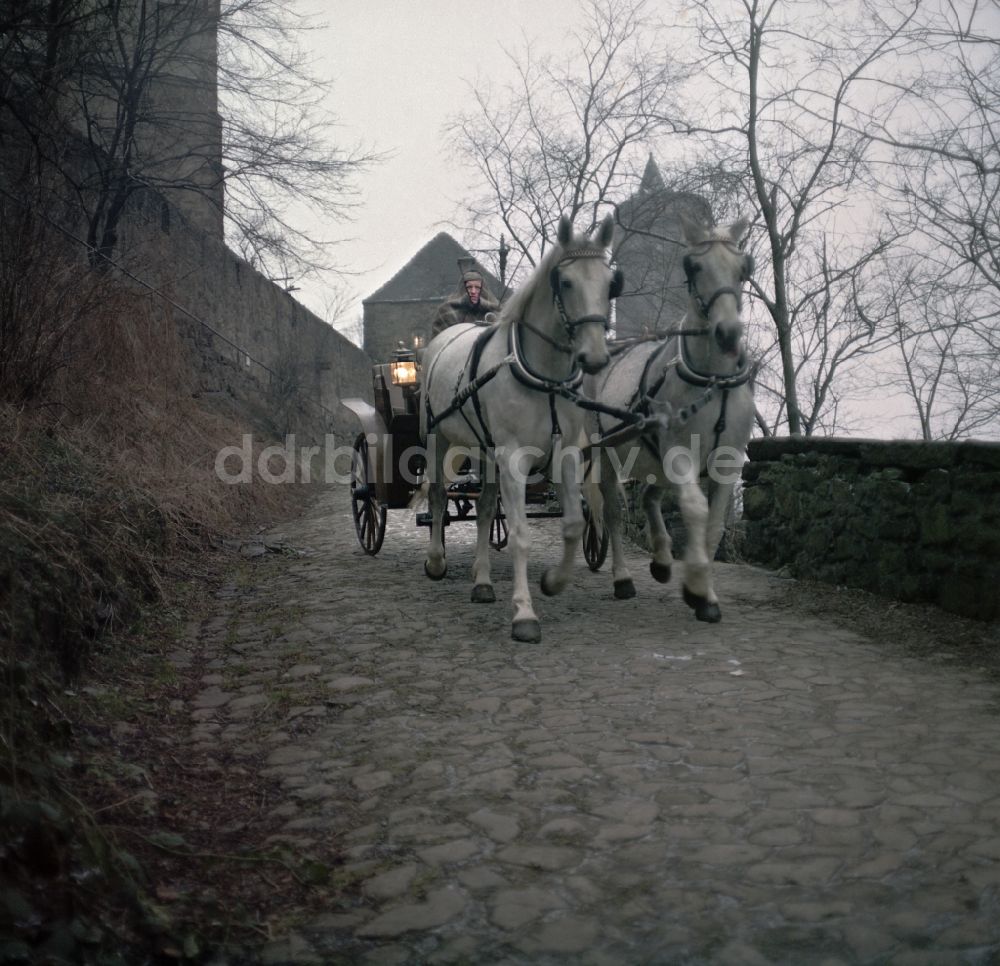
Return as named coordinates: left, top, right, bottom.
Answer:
left=540, top=446, right=584, bottom=597
left=705, top=478, right=736, bottom=563
left=471, top=466, right=497, bottom=603
left=676, top=477, right=721, bottom=623
left=643, top=483, right=674, bottom=584
left=498, top=453, right=539, bottom=642
left=424, top=438, right=448, bottom=580
left=598, top=450, right=635, bottom=600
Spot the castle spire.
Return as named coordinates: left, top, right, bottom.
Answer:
left=639, top=154, right=665, bottom=195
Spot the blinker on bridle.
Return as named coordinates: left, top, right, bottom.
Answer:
left=682, top=239, right=754, bottom=319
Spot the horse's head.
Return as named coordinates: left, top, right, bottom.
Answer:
left=548, top=213, right=620, bottom=374
left=679, top=214, right=753, bottom=359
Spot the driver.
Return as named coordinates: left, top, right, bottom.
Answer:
left=430, top=269, right=500, bottom=337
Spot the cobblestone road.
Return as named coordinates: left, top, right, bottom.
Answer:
left=184, top=484, right=1000, bottom=965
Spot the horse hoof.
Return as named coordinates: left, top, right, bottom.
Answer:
left=614, top=579, right=636, bottom=600
left=540, top=568, right=561, bottom=597
left=682, top=585, right=722, bottom=623
left=650, top=561, right=672, bottom=584
left=424, top=560, right=446, bottom=581
left=512, top=619, right=541, bottom=643
left=471, top=584, right=496, bottom=603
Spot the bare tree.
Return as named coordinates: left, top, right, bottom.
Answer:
left=447, top=0, right=687, bottom=277
left=862, top=1, right=1000, bottom=438
left=672, top=0, right=924, bottom=435
left=0, top=0, right=375, bottom=278
left=874, top=2, right=1000, bottom=298
left=448, top=0, right=931, bottom=434
left=320, top=288, right=363, bottom=348
left=870, top=255, right=1000, bottom=439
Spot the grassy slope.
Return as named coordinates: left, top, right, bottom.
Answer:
left=0, top=232, right=329, bottom=963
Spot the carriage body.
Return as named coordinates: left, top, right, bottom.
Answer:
left=366, top=356, right=423, bottom=510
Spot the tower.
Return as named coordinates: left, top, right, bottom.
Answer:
left=613, top=155, right=711, bottom=338
left=144, top=0, right=225, bottom=238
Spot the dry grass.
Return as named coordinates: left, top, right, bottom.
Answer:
left=0, top=255, right=303, bottom=673
left=0, top=216, right=321, bottom=961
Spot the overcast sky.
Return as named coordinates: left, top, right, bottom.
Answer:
left=294, top=0, right=585, bottom=333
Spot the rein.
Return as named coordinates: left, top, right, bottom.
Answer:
left=607, top=329, right=706, bottom=355
left=516, top=317, right=573, bottom=355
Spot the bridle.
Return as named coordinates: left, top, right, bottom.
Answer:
left=548, top=247, right=624, bottom=341
left=677, top=237, right=755, bottom=389
left=509, top=248, right=618, bottom=395
left=683, top=239, right=754, bottom=320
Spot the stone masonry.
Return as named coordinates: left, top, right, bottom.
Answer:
left=741, top=436, right=1000, bottom=622
left=174, top=482, right=1000, bottom=964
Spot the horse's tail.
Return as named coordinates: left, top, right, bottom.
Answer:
left=408, top=477, right=429, bottom=513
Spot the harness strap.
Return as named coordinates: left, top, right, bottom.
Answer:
left=550, top=248, right=614, bottom=338
left=607, top=328, right=707, bottom=356
left=508, top=321, right=584, bottom=392
left=517, top=317, right=573, bottom=354
left=425, top=327, right=506, bottom=452
left=713, top=388, right=730, bottom=453
left=675, top=384, right=717, bottom=427
left=677, top=334, right=755, bottom=390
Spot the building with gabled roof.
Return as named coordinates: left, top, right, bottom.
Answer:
left=361, top=157, right=710, bottom=355
left=362, top=232, right=503, bottom=362
left=613, top=155, right=712, bottom=339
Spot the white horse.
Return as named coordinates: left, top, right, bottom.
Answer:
left=585, top=214, right=755, bottom=622
left=420, top=213, right=621, bottom=642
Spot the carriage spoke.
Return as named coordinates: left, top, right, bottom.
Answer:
left=582, top=501, right=609, bottom=571
left=351, top=433, right=386, bottom=555
left=490, top=499, right=509, bottom=550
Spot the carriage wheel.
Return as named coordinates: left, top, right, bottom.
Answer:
left=351, top=433, right=386, bottom=555
left=582, top=500, right=609, bottom=571
left=490, top=498, right=509, bottom=550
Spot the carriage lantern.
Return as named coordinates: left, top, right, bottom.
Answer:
left=390, top=344, right=418, bottom=386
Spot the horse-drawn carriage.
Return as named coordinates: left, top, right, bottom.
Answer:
left=341, top=345, right=610, bottom=566
left=342, top=211, right=754, bottom=642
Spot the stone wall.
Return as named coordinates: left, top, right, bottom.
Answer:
left=740, top=436, right=1000, bottom=621
left=119, top=186, right=373, bottom=442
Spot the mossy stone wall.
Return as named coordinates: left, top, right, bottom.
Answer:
left=741, top=437, right=1000, bottom=621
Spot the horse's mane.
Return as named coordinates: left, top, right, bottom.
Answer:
left=705, top=224, right=737, bottom=242
left=496, top=230, right=596, bottom=328
left=682, top=217, right=748, bottom=250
